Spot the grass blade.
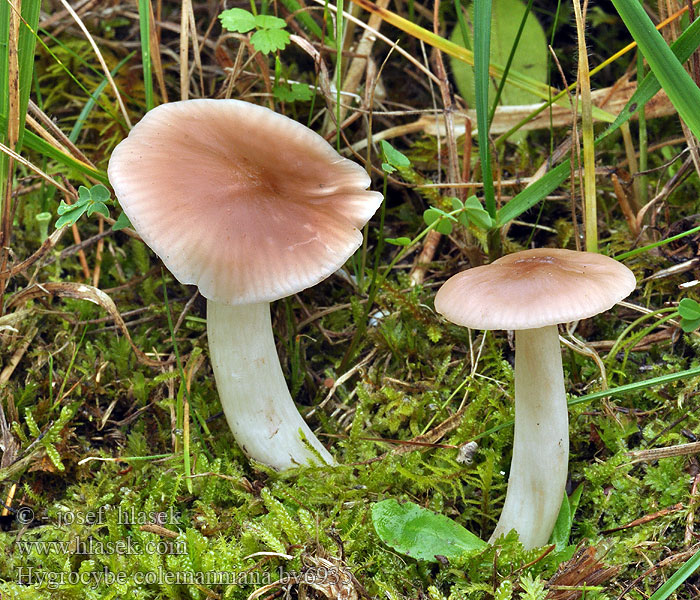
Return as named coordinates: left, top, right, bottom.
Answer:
left=69, top=53, right=134, bottom=143
left=572, top=0, right=597, bottom=252
left=473, top=0, right=495, bottom=218
left=138, top=0, right=154, bottom=111
left=14, top=1, right=40, bottom=152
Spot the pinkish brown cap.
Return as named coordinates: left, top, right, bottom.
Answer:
left=107, top=99, right=382, bottom=304
left=435, top=248, right=636, bottom=330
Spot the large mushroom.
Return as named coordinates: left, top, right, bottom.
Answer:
left=435, top=248, right=635, bottom=548
left=108, top=99, right=382, bottom=471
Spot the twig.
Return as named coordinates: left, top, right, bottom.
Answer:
left=600, top=502, right=683, bottom=534
left=626, top=441, right=700, bottom=464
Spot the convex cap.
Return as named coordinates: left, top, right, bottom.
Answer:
left=435, top=248, right=636, bottom=330
left=108, top=99, right=382, bottom=304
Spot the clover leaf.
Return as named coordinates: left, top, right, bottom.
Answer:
left=380, top=140, right=411, bottom=173
left=219, top=8, right=291, bottom=54
left=679, top=298, right=700, bottom=333
left=55, top=184, right=112, bottom=229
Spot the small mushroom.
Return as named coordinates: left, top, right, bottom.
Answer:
left=434, top=248, right=635, bottom=548
left=108, top=100, right=382, bottom=471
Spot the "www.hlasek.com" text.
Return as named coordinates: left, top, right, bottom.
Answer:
left=15, top=535, right=186, bottom=556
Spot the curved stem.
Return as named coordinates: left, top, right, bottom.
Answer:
left=207, top=300, right=335, bottom=470
left=488, top=325, right=568, bottom=549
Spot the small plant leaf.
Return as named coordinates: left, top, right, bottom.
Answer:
left=423, top=208, right=453, bottom=235
left=423, top=208, right=441, bottom=226
left=380, top=140, right=411, bottom=169
left=87, top=202, right=110, bottom=218
left=381, top=162, right=397, bottom=173
left=111, top=211, right=131, bottom=231
left=90, top=183, right=111, bottom=204
left=254, top=14, right=287, bottom=30
left=372, top=499, right=486, bottom=562
left=251, top=28, right=291, bottom=54
left=76, top=185, right=92, bottom=204
left=464, top=196, right=493, bottom=229
left=681, top=317, right=700, bottom=333
left=678, top=298, right=700, bottom=320
left=385, top=237, right=411, bottom=246
left=465, top=207, right=493, bottom=230
left=55, top=207, right=86, bottom=229
left=273, top=82, right=313, bottom=103
left=219, top=8, right=257, bottom=33
left=451, top=197, right=464, bottom=211
left=550, top=485, right=583, bottom=551
left=56, top=200, right=76, bottom=215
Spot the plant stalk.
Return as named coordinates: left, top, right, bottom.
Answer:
left=207, top=300, right=335, bottom=471
left=488, top=326, right=568, bottom=549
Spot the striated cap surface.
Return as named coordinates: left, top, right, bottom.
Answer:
left=108, top=99, right=383, bottom=304
left=435, top=248, right=636, bottom=330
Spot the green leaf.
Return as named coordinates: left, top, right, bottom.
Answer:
left=436, top=220, right=453, bottom=235
left=273, top=82, right=313, bottom=103
left=219, top=8, right=257, bottom=33
left=371, top=499, right=487, bottom=562
left=290, top=82, right=313, bottom=101
left=385, top=237, right=411, bottom=246
left=678, top=298, right=700, bottom=320
left=473, top=0, right=495, bottom=216
left=254, top=14, right=287, bottom=30
left=278, top=0, right=326, bottom=41
left=55, top=207, right=86, bottom=229
left=56, top=200, right=75, bottom=215
left=90, top=183, right=111, bottom=204
left=463, top=196, right=493, bottom=229
left=77, top=185, right=92, bottom=204
left=87, top=202, right=110, bottom=218
left=423, top=208, right=453, bottom=235
left=112, top=211, right=132, bottom=231
left=450, top=197, right=464, bottom=211
left=55, top=185, right=115, bottom=229
left=250, top=28, right=291, bottom=54
left=465, top=208, right=492, bottom=230
left=549, top=485, right=583, bottom=551
left=681, top=317, right=700, bottom=334
left=423, top=208, right=443, bottom=226
left=381, top=162, right=397, bottom=173
left=380, top=140, right=411, bottom=169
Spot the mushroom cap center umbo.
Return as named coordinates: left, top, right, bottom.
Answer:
left=108, top=100, right=382, bottom=305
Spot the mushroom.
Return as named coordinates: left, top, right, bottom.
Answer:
left=434, top=248, right=635, bottom=548
left=108, top=99, right=382, bottom=471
